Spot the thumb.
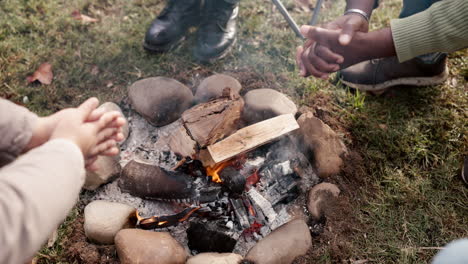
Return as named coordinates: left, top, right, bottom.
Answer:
left=339, top=23, right=356, bottom=46
left=78, top=97, right=99, bottom=120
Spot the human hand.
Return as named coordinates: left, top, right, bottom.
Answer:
left=296, top=14, right=369, bottom=78
left=49, top=98, right=126, bottom=170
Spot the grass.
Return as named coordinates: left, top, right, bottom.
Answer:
left=1, top=0, right=467, bottom=263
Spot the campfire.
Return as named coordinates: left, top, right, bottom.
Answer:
left=91, top=76, right=321, bottom=256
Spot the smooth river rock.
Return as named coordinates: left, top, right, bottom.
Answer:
left=195, top=74, right=242, bottom=103
left=243, top=88, right=297, bottom=124
left=98, top=102, right=130, bottom=141
left=128, top=77, right=194, bottom=127
left=297, top=111, right=347, bottom=178
left=187, top=253, right=243, bottom=264
left=84, top=200, right=136, bottom=245
left=83, top=155, right=121, bottom=190
left=245, top=219, right=312, bottom=264
left=307, top=182, right=341, bottom=220
left=115, top=229, right=187, bottom=264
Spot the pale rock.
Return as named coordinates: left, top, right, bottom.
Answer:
left=243, top=88, right=297, bottom=124
left=83, top=155, right=121, bottom=190
left=84, top=200, right=136, bottom=245
left=307, top=182, right=341, bottom=220
left=187, top=253, right=243, bottom=264
left=98, top=102, right=130, bottom=141
left=297, top=112, right=347, bottom=177
left=195, top=74, right=242, bottom=103
left=128, top=77, right=194, bottom=127
left=245, top=219, right=312, bottom=264
left=115, top=229, right=187, bottom=264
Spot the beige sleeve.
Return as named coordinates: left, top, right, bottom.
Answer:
left=391, top=0, right=468, bottom=62
left=0, top=99, right=38, bottom=166
left=0, top=139, right=85, bottom=264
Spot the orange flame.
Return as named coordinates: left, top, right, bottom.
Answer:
left=206, top=161, right=231, bottom=183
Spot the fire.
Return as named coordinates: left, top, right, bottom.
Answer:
left=206, top=161, right=231, bottom=183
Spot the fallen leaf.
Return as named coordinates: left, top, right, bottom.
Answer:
left=90, top=65, right=99, bottom=76
left=106, top=81, right=114, bottom=88
left=26, top=62, right=53, bottom=85
left=295, top=0, right=312, bottom=12
left=47, top=229, right=58, bottom=248
left=71, top=10, right=99, bottom=23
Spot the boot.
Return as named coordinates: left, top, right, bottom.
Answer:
left=144, top=0, right=201, bottom=52
left=339, top=55, right=449, bottom=95
left=193, top=0, right=239, bottom=63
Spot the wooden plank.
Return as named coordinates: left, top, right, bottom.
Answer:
left=207, top=114, right=299, bottom=164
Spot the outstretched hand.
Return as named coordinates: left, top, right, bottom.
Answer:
left=44, top=98, right=126, bottom=170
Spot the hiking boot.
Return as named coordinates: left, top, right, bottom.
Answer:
left=144, top=0, right=201, bottom=52
left=338, top=56, right=449, bottom=95
left=193, top=0, right=239, bottom=63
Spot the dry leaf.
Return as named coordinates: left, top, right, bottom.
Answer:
left=26, top=62, right=53, bottom=85
left=90, top=65, right=100, bottom=76
left=295, top=0, right=312, bottom=12
left=71, top=10, right=99, bottom=23
left=47, top=229, right=58, bottom=248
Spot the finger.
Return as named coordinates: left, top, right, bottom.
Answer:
left=300, top=26, right=333, bottom=44
left=90, top=139, right=117, bottom=157
left=310, top=46, right=340, bottom=73
left=108, top=116, right=126, bottom=129
left=339, top=23, right=357, bottom=46
left=301, top=44, right=329, bottom=79
left=296, top=46, right=307, bottom=76
left=78, top=97, right=100, bottom=121
left=97, top=111, right=121, bottom=131
left=101, top=147, right=120, bottom=156
left=112, top=132, right=125, bottom=143
left=315, top=45, right=344, bottom=64
left=86, top=108, right=105, bottom=122
left=96, top=127, right=118, bottom=143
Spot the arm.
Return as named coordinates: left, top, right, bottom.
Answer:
left=0, top=99, right=38, bottom=166
left=391, top=0, right=468, bottom=62
left=0, top=139, right=85, bottom=264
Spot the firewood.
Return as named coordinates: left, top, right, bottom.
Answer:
left=207, top=114, right=299, bottom=164
left=182, top=97, right=244, bottom=148
left=155, top=119, right=197, bottom=158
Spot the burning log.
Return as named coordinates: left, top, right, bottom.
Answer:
left=154, top=119, right=197, bottom=158
left=204, top=114, right=300, bottom=166
left=182, top=96, right=244, bottom=148
left=219, top=166, right=246, bottom=195
left=119, top=160, right=195, bottom=201
left=137, top=207, right=200, bottom=229
left=187, top=222, right=237, bottom=253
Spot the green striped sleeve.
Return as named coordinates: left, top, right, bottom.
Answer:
left=390, top=0, right=468, bottom=62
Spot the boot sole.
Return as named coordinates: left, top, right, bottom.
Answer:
left=193, top=37, right=237, bottom=64
left=341, top=66, right=449, bottom=95
left=143, top=36, right=186, bottom=53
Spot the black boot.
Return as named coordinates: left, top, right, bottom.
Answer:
left=193, top=0, right=239, bottom=63
left=144, top=0, right=201, bottom=52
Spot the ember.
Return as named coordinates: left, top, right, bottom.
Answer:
left=206, top=162, right=230, bottom=183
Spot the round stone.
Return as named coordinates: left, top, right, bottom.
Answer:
left=128, top=77, right=194, bottom=127
left=307, top=183, right=341, bottom=220
left=195, top=74, right=242, bottom=103
left=115, top=229, right=187, bottom=264
left=243, top=88, right=297, bottom=124
left=98, top=102, right=129, bottom=141
left=83, top=155, right=121, bottom=191
left=187, top=253, right=243, bottom=264
left=245, top=219, right=312, bottom=264
left=84, top=201, right=136, bottom=245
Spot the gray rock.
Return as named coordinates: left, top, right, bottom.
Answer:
left=297, top=111, right=347, bottom=177
left=245, top=219, right=311, bottom=264
left=243, top=88, right=297, bottom=124
left=83, top=155, right=121, bottom=191
left=84, top=201, right=136, bottom=245
left=307, top=183, right=341, bottom=220
left=115, top=229, right=187, bottom=264
left=98, top=102, right=130, bottom=141
left=195, top=74, right=242, bottom=103
left=128, top=77, right=194, bottom=127
left=187, top=253, right=243, bottom=264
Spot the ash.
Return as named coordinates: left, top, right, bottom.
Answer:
left=90, top=109, right=320, bottom=256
